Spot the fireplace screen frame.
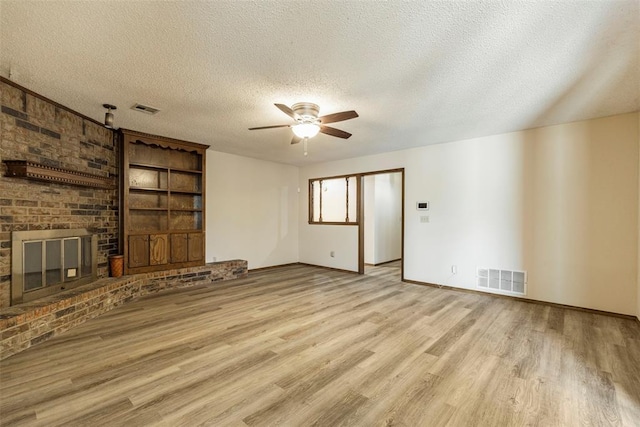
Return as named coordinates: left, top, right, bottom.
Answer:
left=11, top=229, right=98, bottom=305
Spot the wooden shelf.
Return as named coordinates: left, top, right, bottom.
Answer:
left=170, top=168, right=202, bottom=174
left=129, top=188, right=202, bottom=195
left=127, top=229, right=203, bottom=236
left=170, top=190, right=202, bottom=195
left=3, top=160, right=115, bottom=189
left=129, top=162, right=202, bottom=174
left=129, top=163, right=166, bottom=172
left=129, top=187, right=168, bottom=192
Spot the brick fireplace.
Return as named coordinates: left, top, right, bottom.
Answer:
left=0, top=79, right=118, bottom=309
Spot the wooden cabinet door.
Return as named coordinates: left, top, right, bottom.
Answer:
left=128, top=235, right=149, bottom=268
left=188, top=233, right=203, bottom=262
left=170, top=233, right=188, bottom=263
left=149, top=234, right=168, bottom=265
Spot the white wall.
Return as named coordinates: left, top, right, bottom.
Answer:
left=373, top=173, right=402, bottom=264
left=365, top=173, right=402, bottom=264
left=206, top=151, right=299, bottom=269
left=638, top=112, right=640, bottom=320
left=364, top=175, right=376, bottom=263
left=299, top=113, right=639, bottom=315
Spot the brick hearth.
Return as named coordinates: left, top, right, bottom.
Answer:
left=0, top=260, right=247, bottom=360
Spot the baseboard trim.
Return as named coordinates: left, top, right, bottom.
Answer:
left=249, top=262, right=359, bottom=275
left=402, top=278, right=637, bottom=321
left=296, top=263, right=359, bottom=275
left=371, top=258, right=401, bottom=267
left=249, top=263, right=300, bottom=272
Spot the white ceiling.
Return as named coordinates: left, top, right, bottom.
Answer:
left=1, top=1, right=638, bottom=166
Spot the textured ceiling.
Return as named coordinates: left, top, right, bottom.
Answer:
left=1, top=1, right=638, bottom=166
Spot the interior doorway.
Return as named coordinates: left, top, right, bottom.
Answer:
left=357, top=169, right=404, bottom=279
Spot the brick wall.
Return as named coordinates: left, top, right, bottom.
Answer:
left=0, top=80, right=118, bottom=308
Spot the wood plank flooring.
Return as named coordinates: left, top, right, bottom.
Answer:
left=1, top=262, right=639, bottom=426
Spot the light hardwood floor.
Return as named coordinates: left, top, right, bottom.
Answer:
left=1, top=262, right=639, bottom=426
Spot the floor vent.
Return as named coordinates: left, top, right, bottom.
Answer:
left=477, top=268, right=526, bottom=296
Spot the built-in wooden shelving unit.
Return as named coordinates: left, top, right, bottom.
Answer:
left=119, top=129, right=209, bottom=274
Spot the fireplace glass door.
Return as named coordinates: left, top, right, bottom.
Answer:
left=23, top=237, right=87, bottom=292
left=46, top=240, right=63, bottom=286
left=12, top=229, right=98, bottom=305
left=23, top=241, right=43, bottom=291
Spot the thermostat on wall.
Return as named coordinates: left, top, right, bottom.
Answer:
left=416, top=201, right=429, bottom=211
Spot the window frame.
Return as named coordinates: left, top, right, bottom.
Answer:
left=308, top=174, right=359, bottom=225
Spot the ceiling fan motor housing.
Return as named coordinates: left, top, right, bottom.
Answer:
left=292, top=102, right=320, bottom=123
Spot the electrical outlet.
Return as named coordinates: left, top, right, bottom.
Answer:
left=451, top=265, right=457, bottom=274
left=330, top=251, right=335, bottom=258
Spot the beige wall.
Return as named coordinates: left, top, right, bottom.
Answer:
left=516, top=114, right=637, bottom=315
left=206, top=151, right=299, bottom=269
left=299, top=112, right=639, bottom=315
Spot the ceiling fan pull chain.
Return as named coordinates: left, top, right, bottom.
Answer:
left=303, top=137, right=308, bottom=156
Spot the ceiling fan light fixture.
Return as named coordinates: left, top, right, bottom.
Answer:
left=292, top=123, right=320, bottom=139
left=249, top=103, right=358, bottom=155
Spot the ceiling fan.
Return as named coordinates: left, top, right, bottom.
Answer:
left=249, top=103, right=358, bottom=155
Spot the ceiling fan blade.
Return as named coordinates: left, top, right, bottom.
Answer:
left=274, top=103, right=296, bottom=119
left=291, top=135, right=302, bottom=145
left=248, top=124, right=291, bottom=130
left=320, top=125, right=352, bottom=139
left=319, top=110, right=359, bottom=124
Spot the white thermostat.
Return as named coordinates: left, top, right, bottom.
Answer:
left=416, top=201, right=429, bottom=211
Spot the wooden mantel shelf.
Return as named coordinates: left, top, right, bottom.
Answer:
left=3, top=160, right=115, bottom=189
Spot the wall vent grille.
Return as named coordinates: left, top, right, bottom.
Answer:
left=131, top=103, right=160, bottom=115
left=477, top=267, right=526, bottom=296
